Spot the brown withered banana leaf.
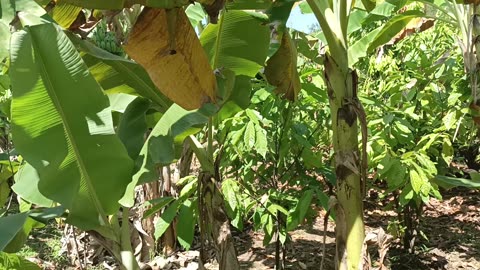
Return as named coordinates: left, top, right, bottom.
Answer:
left=124, top=8, right=216, bottom=110
left=264, top=32, right=301, bottom=101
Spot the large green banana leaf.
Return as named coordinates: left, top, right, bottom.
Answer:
left=9, top=22, right=134, bottom=229
left=12, top=163, right=53, bottom=207
left=68, top=33, right=172, bottom=112
left=200, top=10, right=269, bottom=116
left=348, top=10, right=425, bottom=67
left=200, top=10, right=270, bottom=77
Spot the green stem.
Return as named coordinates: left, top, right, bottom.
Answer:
left=306, top=0, right=348, bottom=70
left=448, top=0, right=468, bottom=45
left=120, top=208, right=140, bottom=270
left=187, top=135, right=214, bottom=172
left=207, top=117, right=213, bottom=159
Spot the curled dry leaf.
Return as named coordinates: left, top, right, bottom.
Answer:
left=124, top=8, right=216, bottom=110
left=264, top=32, right=301, bottom=101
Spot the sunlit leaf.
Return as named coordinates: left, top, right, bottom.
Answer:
left=125, top=8, right=216, bottom=110
left=10, top=23, right=133, bottom=229
left=200, top=10, right=270, bottom=77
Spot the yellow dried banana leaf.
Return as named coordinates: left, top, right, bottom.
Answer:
left=264, top=32, right=301, bottom=101
left=124, top=8, right=216, bottom=110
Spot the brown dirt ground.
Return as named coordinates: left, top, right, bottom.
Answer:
left=190, top=187, right=479, bottom=270
left=26, top=187, right=480, bottom=270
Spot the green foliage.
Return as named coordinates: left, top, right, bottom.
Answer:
left=0, top=252, right=40, bottom=270
left=146, top=176, right=199, bottom=249
left=1, top=0, right=479, bottom=267
left=10, top=22, right=133, bottom=229
left=0, top=213, right=28, bottom=251
left=217, top=60, right=332, bottom=245
left=69, top=33, right=172, bottom=111
left=358, top=21, right=475, bottom=244
left=200, top=10, right=270, bottom=77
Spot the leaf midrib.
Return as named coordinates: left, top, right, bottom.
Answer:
left=29, top=25, right=108, bottom=222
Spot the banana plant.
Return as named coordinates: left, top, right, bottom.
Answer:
left=303, top=0, right=423, bottom=268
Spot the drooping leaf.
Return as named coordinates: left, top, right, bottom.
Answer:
left=50, top=2, right=82, bottom=28
left=125, top=8, right=216, bottom=110
left=0, top=213, right=28, bottom=251
left=217, top=76, right=253, bottom=121
left=200, top=10, right=270, bottom=77
left=3, top=217, right=41, bottom=253
left=367, top=10, right=425, bottom=52
left=442, top=110, right=457, bottom=130
left=441, top=137, right=453, bottom=165
left=143, top=197, right=175, bottom=219
left=0, top=252, right=41, bottom=270
left=215, top=68, right=236, bottom=105
left=348, top=27, right=381, bottom=67
left=120, top=104, right=216, bottom=207
left=433, top=175, right=480, bottom=189
left=12, top=163, right=53, bottom=207
left=68, top=33, right=172, bottom=111
left=154, top=199, right=181, bottom=240
left=179, top=178, right=198, bottom=199
left=117, top=97, right=151, bottom=159
left=399, top=183, right=414, bottom=206
left=10, top=23, right=134, bottom=229
left=347, top=9, right=369, bottom=34
left=265, top=31, right=301, bottom=101
left=176, top=199, right=197, bottom=250
left=263, top=214, right=274, bottom=245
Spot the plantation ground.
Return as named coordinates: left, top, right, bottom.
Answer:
left=19, top=188, right=479, bottom=270
left=232, top=187, right=480, bottom=270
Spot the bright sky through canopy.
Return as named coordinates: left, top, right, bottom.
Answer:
left=286, top=5, right=318, bottom=33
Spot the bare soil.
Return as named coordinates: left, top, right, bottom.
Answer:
left=22, top=188, right=479, bottom=270
left=194, top=187, right=480, bottom=270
